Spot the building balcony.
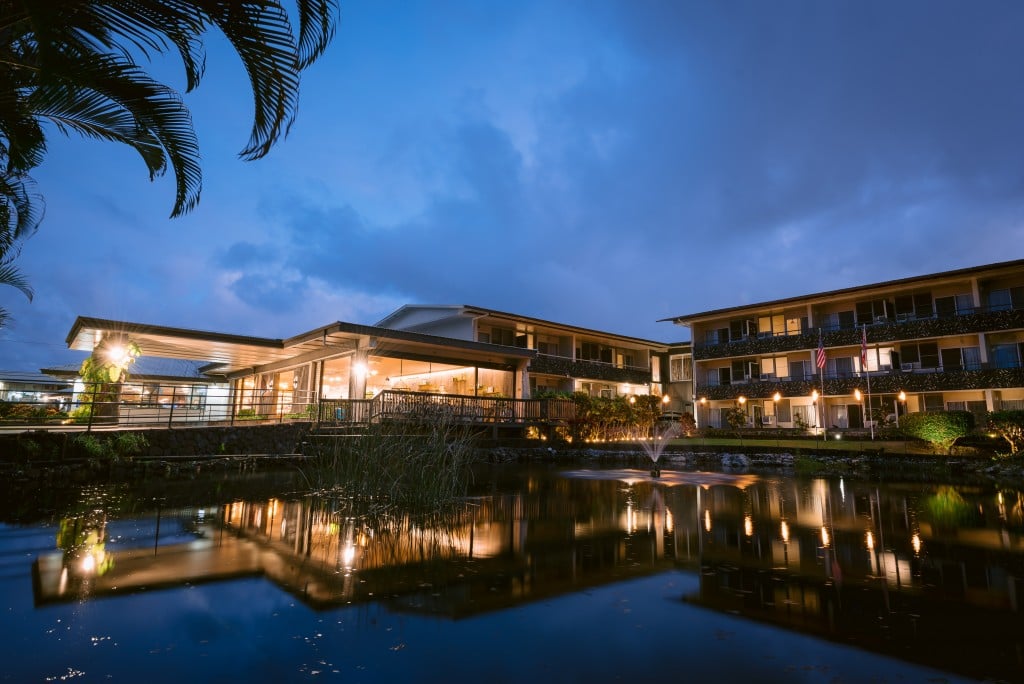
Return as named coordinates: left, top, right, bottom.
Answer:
left=694, top=306, right=1024, bottom=360
left=529, top=353, right=652, bottom=385
left=694, top=364, right=1024, bottom=401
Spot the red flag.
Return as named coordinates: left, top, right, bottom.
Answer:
left=816, top=331, right=826, bottom=369
left=860, top=325, right=869, bottom=370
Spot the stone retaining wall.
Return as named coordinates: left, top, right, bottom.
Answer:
left=0, top=422, right=312, bottom=462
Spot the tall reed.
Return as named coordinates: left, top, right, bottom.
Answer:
left=302, top=410, right=479, bottom=512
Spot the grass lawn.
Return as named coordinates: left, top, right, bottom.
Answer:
left=668, top=435, right=939, bottom=455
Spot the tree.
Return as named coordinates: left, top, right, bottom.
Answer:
left=988, top=410, right=1024, bottom=456
left=0, top=0, right=338, bottom=321
left=899, top=411, right=974, bottom=454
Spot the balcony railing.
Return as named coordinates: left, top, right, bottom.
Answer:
left=695, top=305, right=1024, bottom=360
left=695, top=363, right=1024, bottom=400
left=529, top=353, right=651, bottom=384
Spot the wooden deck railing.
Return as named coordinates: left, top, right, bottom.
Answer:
left=317, top=390, right=575, bottom=427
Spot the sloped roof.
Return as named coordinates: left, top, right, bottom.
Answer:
left=660, top=258, right=1024, bottom=324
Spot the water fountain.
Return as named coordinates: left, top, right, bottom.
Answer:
left=640, top=422, right=680, bottom=477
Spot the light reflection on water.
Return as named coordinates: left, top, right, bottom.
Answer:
left=1, top=465, right=1021, bottom=682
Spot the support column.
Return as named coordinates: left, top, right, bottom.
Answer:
left=349, top=351, right=368, bottom=400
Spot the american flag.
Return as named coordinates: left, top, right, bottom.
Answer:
left=861, top=325, right=868, bottom=370
left=816, top=331, right=826, bottom=369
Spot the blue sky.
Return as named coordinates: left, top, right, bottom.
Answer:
left=3, top=0, right=1024, bottom=370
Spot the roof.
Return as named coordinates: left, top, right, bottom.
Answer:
left=66, top=316, right=536, bottom=377
left=660, top=258, right=1024, bottom=324
left=0, top=370, right=72, bottom=385
left=41, top=358, right=220, bottom=382
left=378, top=304, right=671, bottom=349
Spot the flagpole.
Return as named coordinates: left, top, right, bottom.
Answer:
left=817, top=328, right=826, bottom=434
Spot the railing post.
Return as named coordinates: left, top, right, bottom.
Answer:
left=86, top=382, right=98, bottom=433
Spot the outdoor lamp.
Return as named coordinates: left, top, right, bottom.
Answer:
left=854, top=388, right=862, bottom=401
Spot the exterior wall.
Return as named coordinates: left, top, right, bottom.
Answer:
left=678, top=262, right=1024, bottom=429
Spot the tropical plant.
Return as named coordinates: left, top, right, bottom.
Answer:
left=898, top=410, right=974, bottom=454
left=0, top=0, right=338, bottom=322
left=75, top=339, right=141, bottom=420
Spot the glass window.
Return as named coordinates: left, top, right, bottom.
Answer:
left=992, top=344, right=1021, bottom=369
left=989, top=289, right=1012, bottom=311
left=669, top=355, right=691, bottom=382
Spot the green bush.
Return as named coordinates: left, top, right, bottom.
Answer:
left=71, top=432, right=150, bottom=462
left=987, top=410, right=1024, bottom=455
left=899, top=411, right=974, bottom=453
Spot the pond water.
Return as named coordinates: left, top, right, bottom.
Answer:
left=1, top=463, right=1021, bottom=683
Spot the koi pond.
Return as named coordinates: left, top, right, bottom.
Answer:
left=1, top=463, right=1021, bottom=682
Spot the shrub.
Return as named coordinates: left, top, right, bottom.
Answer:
left=987, top=410, right=1024, bottom=455
left=677, top=412, right=696, bottom=436
left=899, top=411, right=974, bottom=453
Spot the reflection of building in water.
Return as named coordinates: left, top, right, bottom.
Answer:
left=686, top=476, right=1024, bottom=682
left=30, top=472, right=1024, bottom=679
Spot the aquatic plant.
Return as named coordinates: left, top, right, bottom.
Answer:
left=303, top=411, right=479, bottom=512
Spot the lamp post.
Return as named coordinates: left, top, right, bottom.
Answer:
left=896, top=390, right=907, bottom=427
left=738, top=395, right=747, bottom=429
left=854, top=388, right=863, bottom=429
left=772, top=391, right=781, bottom=430
left=811, top=389, right=819, bottom=431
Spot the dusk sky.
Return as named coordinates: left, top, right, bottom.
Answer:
left=3, top=0, right=1024, bottom=371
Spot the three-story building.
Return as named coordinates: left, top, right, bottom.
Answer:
left=661, top=259, right=1024, bottom=430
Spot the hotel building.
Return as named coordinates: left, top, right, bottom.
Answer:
left=661, top=259, right=1024, bottom=430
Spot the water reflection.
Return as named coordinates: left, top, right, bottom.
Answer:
left=22, top=467, right=1024, bottom=680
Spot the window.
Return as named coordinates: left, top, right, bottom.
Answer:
left=821, top=311, right=855, bottom=331
left=901, top=341, right=939, bottom=369
left=894, top=292, right=933, bottom=320
left=785, top=316, right=806, bottom=336
left=718, top=367, right=732, bottom=386
left=651, top=357, right=661, bottom=382
left=856, top=299, right=889, bottom=325
left=669, top=354, right=691, bottom=382
left=760, top=356, right=789, bottom=379
left=992, top=343, right=1024, bottom=369
left=934, top=293, right=973, bottom=318
left=758, top=314, right=784, bottom=338
left=705, top=327, right=729, bottom=346
left=789, top=360, right=809, bottom=381
left=729, top=319, right=755, bottom=341
left=986, top=287, right=1024, bottom=312
left=861, top=346, right=894, bottom=372
left=827, top=357, right=854, bottom=378
left=731, top=359, right=759, bottom=382
left=941, top=346, right=981, bottom=371
left=923, top=395, right=944, bottom=412
left=776, top=399, right=791, bottom=423
left=490, top=327, right=515, bottom=346
left=706, top=369, right=721, bottom=386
